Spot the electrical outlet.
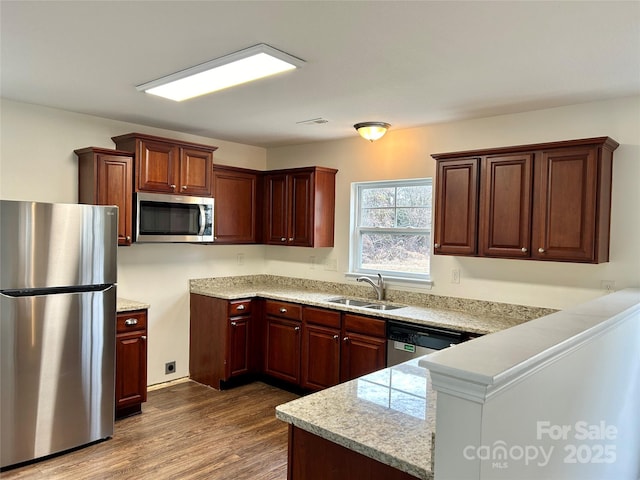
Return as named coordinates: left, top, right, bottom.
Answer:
left=601, top=280, right=616, bottom=293
left=165, top=361, right=176, bottom=375
left=309, top=256, right=316, bottom=270
left=236, top=253, right=244, bottom=266
left=451, top=268, right=460, bottom=284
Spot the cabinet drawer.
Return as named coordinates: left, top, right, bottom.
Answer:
left=265, top=300, right=302, bottom=321
left=228, top=299, right=252, bottom=316
left=117, top=310, right=147, bottom=333
left=304, top=306, right=341, bottom=328
left=343, top=314, right=385, bottom=338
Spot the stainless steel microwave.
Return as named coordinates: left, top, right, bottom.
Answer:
left=135, top=192, right=214, bottom=243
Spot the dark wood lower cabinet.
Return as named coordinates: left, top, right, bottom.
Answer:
left=288, top=425, right=420, bottom=480
left=189, top=294, right=258, bottom=389
left=190, top=298, right=387, bottom=392
left=341, top=314, right=386, bottom=381
left=264, top=316, right=302, bottom=384
left=301, top=323, right=341, bottom=390
left=115, top=310, right=147, bottom=418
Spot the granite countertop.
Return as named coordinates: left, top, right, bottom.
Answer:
left=189, top=277, right=539, bottom=335
left=117, top=298, right=150, bottom=313
left=276, top=357, right=436, bottom=480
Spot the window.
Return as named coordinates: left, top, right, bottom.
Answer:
left=349, top=178, right=432, bottom=282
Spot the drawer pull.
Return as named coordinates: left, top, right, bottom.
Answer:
left=124, top=318, right=138, bottom=326
left=294, top=326, right=300, bottom=332
left=279, top=307, right=287, bottom=314
left=141, top=336, right=147, bottom=341
left=231, top=321, right=237, bottom=327
left=333, top=334, right=339, bottom=340
left=236, top=304, right=245, bottom=311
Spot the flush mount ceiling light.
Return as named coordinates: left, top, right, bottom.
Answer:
left=137, top=44, right=304, bottom=101
left=354, top=122, right=391, bottom=142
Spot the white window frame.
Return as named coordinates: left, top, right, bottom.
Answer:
left=347, top=178, right=433, bottom=285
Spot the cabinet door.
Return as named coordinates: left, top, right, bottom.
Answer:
left=433, top=158, right=479, bottom=255
left=137, top=139, right=179, bottom=193
left=97, top=154, right=133, bottom=246
left=479, top=154, right=533, bottom=257
left=77, top=148, right=133, bottom=246
left=265, top=173, right=290, bottom=244
left=289, top=172, right=313, bottom=246
left=341, top=332, right=386, bottom=382
left=264, top=316, right=301, bottom=384
left=533, top=147, right=597, bottom=262
left=227, top=316, right=251, bottom=378
left=180, top=147, right=213, bottom=196
left=213, top=168, right=258, bottom=243
left=301, top=324, right=341, bottom=390
left=115, top=331, right=147, bottom=409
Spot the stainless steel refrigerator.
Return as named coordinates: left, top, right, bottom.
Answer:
left=0, top=200, right=118, bottom=469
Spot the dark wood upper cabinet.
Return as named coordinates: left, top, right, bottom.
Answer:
left=433, top=157, right=479, bottom=255
left=212, top=165, right=261, bottom=244
left=532, top=146, right=604, bottom=262
left=264, top=166, right=338, bottom=247
left=432, top=137, right=618, bottom=263
left=75, top=147, right=134, bottom=246
left=112, top=132, right=217, bottom=197
left=479, top=153, right=533, bottom=257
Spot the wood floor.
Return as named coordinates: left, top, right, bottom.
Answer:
left=1, top=380, right=299, bottom=480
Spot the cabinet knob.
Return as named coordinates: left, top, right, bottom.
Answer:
left=521, top=247, right=528, bottom=253
left=538, top=247, right=546, bottom=253
left=288, top=237, right=293, bottom=242
left=181, top=185, right=187, bottom=191
left=280, top=237, right=286, bottom=242
left=170, top=184, right=176, bottom=190
left=231, top=321, right=237, bottom=327
left=124, top=318, right=138, bottom=326
left=294, top=326, right=301, bottom=332
left=125, top=236, right=131, bottom=241
left=279, top=307, right=287, bottom=314
left=236, top=304, right=245, bottom=311
left=333, top=334, right=339, bottom=341
left=141, top=336, right=147, bottom=341
left=343, top=336, right=349, bottom=343
left=434, top=243, right=440, bottom=249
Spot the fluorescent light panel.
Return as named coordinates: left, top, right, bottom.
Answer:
left=137, top=44, right=304, bottom=101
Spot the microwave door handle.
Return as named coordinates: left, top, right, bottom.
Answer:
left=198, top=204, right=206, bottom=236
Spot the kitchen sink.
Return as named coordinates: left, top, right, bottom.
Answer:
left=327, top=298, right=372, bottom=307
left=361, top=303, right=405, bottom=311
left=327, top=297, right=405, bottom=311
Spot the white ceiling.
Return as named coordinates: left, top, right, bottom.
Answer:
left=2, top=1, right=639, bottom=148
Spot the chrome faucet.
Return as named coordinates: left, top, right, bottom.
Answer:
left=357, top=273, right=385, bottom=301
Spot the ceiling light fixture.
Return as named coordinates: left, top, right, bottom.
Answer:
left=354, top=122, right=391, bottom=142
left=137, top=44, right=304, bottom=101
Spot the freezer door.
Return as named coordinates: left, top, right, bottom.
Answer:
left=0, top=201, right=117, bottom=290
left=0, top=286, right=116, bottom=468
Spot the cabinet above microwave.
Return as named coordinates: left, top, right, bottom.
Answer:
left=112, top=132, right=217, bottom=197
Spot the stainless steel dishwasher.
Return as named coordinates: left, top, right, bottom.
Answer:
left=386, top=320, right=465, bottom=366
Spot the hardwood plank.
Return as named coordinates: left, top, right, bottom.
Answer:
left=1, top=381, right=298, bottom=480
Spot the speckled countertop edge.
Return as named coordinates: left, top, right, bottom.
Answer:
left=189, top=276, right=548, bottom=335
left=117, top=298, right=150, bottom=312
left=276, top=362, right=436, bottom=480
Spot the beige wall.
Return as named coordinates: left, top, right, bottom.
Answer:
left=0, top=99, right=268, bottom=384
left=2, top=96, right=639, bottom=385
left=266, top=96, right=640, bottom=309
